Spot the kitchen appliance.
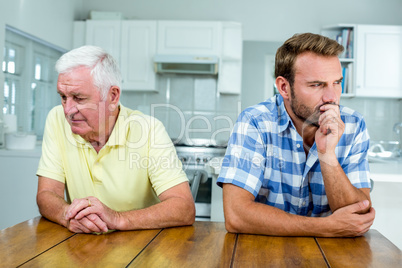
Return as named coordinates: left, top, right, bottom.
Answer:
left=154, top=55, right=219, bottom=75
left=174, top=139, right=226, bottom=221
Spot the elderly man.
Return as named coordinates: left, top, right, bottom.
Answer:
left=218, top=33, right=375, bottom=237
left=36, top=46, right=195, bottom=233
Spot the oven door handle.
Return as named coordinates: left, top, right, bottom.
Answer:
left=189, top=169, right=208, bottom=200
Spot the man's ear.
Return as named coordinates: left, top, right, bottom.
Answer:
left=275, top=76, right=291, bottom=100
left=108, top=86, right=120, bottom=105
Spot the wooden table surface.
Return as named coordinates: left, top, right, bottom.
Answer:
left=1, top=217, right=401, bottom=267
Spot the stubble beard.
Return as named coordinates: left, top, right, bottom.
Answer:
left=289, top=86, right=320, bottom=128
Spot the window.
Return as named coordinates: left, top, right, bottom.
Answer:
left=2, top=26, right=65, bottom=139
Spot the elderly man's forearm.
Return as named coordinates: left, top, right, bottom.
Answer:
left=117, top=197, right=195, bottom=230
left=37, top=191, right=69, bottom=227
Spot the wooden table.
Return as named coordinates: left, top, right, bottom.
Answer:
left=1, top=217, right=401, bottom=267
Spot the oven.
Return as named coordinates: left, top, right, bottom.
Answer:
left=174, top=139, right=226, bottom=221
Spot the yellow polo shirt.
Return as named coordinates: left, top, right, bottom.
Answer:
left=37, top=105, right=188, bottom=211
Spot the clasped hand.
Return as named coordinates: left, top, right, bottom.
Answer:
left=64, top=197, right=117, bottom=234
left=315, top=103, right=344, bottom=162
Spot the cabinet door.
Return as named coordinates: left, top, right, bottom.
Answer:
left=356, top=25, right=402, bottom=98
left=86, top=20, right=121, bottom=63
left=120, top=21, right=156, bottom=91
left=157, top=21, right=221, bottom=55
left=218, top=22, right=242, bottom=94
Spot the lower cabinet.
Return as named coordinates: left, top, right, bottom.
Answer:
left=371, top=180, right=402, bottom=250
left=0, top=154, right=41, bottom=230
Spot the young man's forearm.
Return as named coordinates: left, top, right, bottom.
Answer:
left=319, top=154, right=371, bottom=213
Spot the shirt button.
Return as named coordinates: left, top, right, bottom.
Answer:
left=302, top=201, right=306, bottom=206
left=296, top=144, right=301, bottom=148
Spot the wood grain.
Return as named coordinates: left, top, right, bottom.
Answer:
left=22, top=228, right=161, bottom=267
left=128, top=221, right=236, bottom=268
left=232, top=234, right=328, bottom=268
left=316, top=229, right=402, bottom=268
left=2, top=218, right=402, bottom=267
left=0, top=217, right=74, bottom=267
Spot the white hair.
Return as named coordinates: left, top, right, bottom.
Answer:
left=55, top=45, right=122, bottom=100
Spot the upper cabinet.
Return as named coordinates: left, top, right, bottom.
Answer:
left=120, top=21, right=156, bottom=90
left=75, top=20, right=157, bottom=91
left=355, top=25, right=402, bottom=98
left=157, top=21, right=242, bottom=94
left=86, top=20, right=122, bottom=63
left=322, top=24, right=402, bottom=99
left=218, top=22, right=242, bottom=95
left=157, top=21, right=221, bottom=55
left=74, top=20, right=242, bottom=94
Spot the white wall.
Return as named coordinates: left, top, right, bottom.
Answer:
left=0, top=0, right=83, bottom=119
left=0, top=0, right=82, bottom=50
left=81, top=0, right=402, bottom=41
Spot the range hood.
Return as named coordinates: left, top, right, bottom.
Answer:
left=154, top=55, right=219, bottom=75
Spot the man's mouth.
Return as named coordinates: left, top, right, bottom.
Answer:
left=68, top=116, right=85, bottom=124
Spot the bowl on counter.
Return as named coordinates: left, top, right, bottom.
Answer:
left=5, top=132, right=37, bottom=150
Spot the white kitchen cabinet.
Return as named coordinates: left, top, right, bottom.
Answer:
left=86, top=20, right=121, bottom=63
left=157, top=21, right=242, bottom=95
left=0, top=149, right=41, bottom=230
left=157, top=21, right=221, bottom=55
left=120, top=21, right=156, bottom=90
left=367, top=162, right=402, bottom=250
left=355, top=25, right=402, bottom=98
left=218, top=22, right=242, bottom=94
left=80, top=20, right=157, bottom=91
left=78, top=20, right=242, bottom=94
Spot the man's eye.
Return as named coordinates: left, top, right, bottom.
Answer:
left=74, top=96, right=85, bottom=101
left=311, top=83, right=322, bottom=87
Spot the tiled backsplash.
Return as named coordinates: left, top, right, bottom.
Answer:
left=119, top=74, right=401, bottom=146
left=341, top=98, right=402, bottom=142
left=120, top=74, right=241, bottom=145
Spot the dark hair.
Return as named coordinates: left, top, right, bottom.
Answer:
left=275, top=33, right=344, bottom=87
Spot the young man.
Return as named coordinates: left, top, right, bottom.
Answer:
left=36, top=46, right=195, bottom=233
left=218, top=33, right=375, bottom=237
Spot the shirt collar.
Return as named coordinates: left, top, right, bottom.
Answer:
left=276, top=94, right=294, bottom=133
left=105, top=104, right=129, bottom=146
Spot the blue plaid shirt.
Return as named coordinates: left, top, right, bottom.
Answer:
left=217, top=94, right=371, bottom=217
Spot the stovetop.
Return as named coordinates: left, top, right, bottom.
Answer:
left=172, top=138, right=227, bottom=148
left=174, top=139, right=227, bottom=165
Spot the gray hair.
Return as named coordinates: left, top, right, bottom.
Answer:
left=55, top=45, right=122, bottom=100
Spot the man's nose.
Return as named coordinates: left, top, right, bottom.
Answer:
left=322, top=85, right=338, bottom=104
left=64, top=99, right=78, bottom=115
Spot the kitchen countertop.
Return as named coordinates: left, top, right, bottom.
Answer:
left=0, top=143, right=42, bottom=158
left=1, top=145, right=401, bottom=182
left=369, top=161, right=402, bottom=183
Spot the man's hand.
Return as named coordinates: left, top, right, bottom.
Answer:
left=65, top=196, right=120, bottom=232
left=66, top=214, right=108, bottom=234
left=64, top=197, right=111, bottom=233
left=315, top=103, right=344, bottom=163
left=325, top=200, right=375, bottom=237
